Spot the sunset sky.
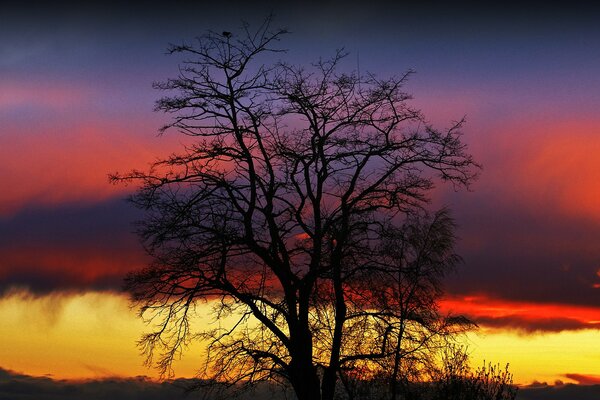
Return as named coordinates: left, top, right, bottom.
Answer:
left=2, top=2, right=600, bottom=398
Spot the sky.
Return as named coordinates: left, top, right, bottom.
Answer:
left=1, top=1, right=600, bottom=398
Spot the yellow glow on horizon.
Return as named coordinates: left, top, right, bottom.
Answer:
left=465, top=328, right=600, bottom=385
left=2, top=290, right=600, bottom=385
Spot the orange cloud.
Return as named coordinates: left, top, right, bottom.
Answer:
left=440, top=294, right=600, bottom=333
left=519, top=124, right=600, bottom=221
left=477, top=118, right=600, bottom=222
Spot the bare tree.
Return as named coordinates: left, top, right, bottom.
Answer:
left=111, top=18, right=478, bottom=400
left=334, top=209, right=475, bottom=400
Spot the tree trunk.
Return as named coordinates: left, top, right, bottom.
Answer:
left=322, top=237, right=347, bottom=400
left=289, top=354, right=321, bottom=400
left=321, top=367, right=337, bottom=400
left=288, top=324, right=321, bottom=400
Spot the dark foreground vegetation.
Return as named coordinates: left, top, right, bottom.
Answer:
left=0, top=361, right=517, bottom=400
left=14, top=364, right=600, bottom=400
left=18, top=364, right=600, bottom=400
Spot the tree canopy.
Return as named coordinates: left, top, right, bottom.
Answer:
left=112, top=18, right=479, bottom=400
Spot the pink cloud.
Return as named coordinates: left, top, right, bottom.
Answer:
left=474, top=118, right=600, bottom=222
left=0, top=80, right=85, bottom=110
left=0, top=120, right=180, bottom=216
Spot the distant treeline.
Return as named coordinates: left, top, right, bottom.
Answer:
left=10, top=367, right=598, bottom=400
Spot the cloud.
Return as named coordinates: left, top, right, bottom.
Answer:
left=0, top=367, right=191, bottom=400
left=440, top=121, right=600, bottom=309
left=0, top=199, right=146, bottom=295
left=564, top=374, right=600, bottom=385
left=499, top=121, right=600, bottom=222
left=440, top=295, right=600, bottom=333
left=0, top=367, right=287, bottom=400
left=4, top=366, right=600, bottom=400
left=0, top=118, right=176, bottom=216
left=518, top=383, right=600, bottom=400
left=444, top=208, right=600, bottom=308
left=0, top=80, right=85, bottom=111
left=474, top=315, right=600, bottom=333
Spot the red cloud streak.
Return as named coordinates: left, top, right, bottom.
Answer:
left=0, top=120, right=183, bottom=217
left=440, top=295, right=600, bottom=333
left=0, top=246, right=146, bottom=293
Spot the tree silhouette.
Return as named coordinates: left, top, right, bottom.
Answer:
left=112, top=18, right=479, bottom=400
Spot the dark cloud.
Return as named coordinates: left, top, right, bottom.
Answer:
left=443, top=189, right=600, bottom=308
left=0, top=268, right=125, bottom=295
left=2, top=0, right=599, bottom=86
left=0, top=199, right=145, bottom=295
left=564, top=374, right=600, bottom=385
left=518, top=383, right=600, bottom=400
left=0, top=198, right=141, bottom=248
left=0, top=367, right=195, bottom=400
left=3, top=367, right=600, bottom=400
left=474, top=315, right=600, bottom=334
left=0, top=367, right=287, bottom=400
